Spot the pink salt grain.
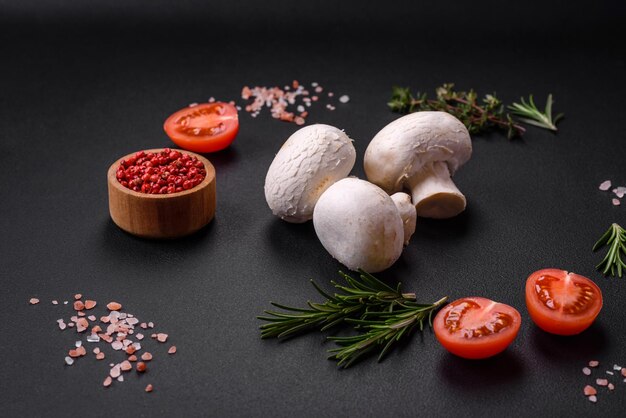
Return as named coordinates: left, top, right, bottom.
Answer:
left=157, top=333, right=168, bottom=343
left=168, top=346, right=177, bottom=354
left=141, top=352, right=153, bottom=361
left=612, top=198, right=620, bottom=206
left=596, top=378, right=608, bottom=386
left=584, top=385, right=597, bottom=396
left=103, top=376, right=112, bottom=387
left=608, top=383, right=615, bottom=390
left=583, top=367, right=591, bottom=375
left=599, top=180, right=612, bottom=191
left=29, top=298, right=40, bottom=305
left=588, top=395, right=597, bottom=403
left=589, top=361, right=600, bottom=368
left=145, top=384, right=153, bottom=393
left=120, top=361, right=132, bottom=371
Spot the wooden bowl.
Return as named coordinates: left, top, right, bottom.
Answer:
left=107, top=148, right=216, bottom=239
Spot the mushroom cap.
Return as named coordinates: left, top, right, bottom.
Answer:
left=264, top=124, right=356, bottom=223
left=364, top=111, right=472, bottom=193
left=313, top=178, right=404, bottom=273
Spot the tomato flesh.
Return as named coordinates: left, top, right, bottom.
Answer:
left=433, top=297, right=521, bottom=359
left=164, top=103, right=239, bottom=153
left=525, top=269, right=602, bottom=335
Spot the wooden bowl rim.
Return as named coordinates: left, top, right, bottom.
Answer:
left=107, top=148, right=215, bottom=199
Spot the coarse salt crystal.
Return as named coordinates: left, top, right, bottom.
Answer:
left=589, top=361, right=600, bottom=367
left=311, top=82, right=318, bottom=87
left=157, top=333, right=168, bottom=343
left=103, top=376, right=112, bottom=387
left=584, top=385, right=597, bottom=396
left=615, top=365, right=623, bottom=371
left=612, top=198, right=620, bottom=206
left=596, top=378, right=608, bottom=386
left=606, top=371, right=614, bottom=375
left=622, top=369, right=626, bottom=377
left=599, top=180, right=611, bottom=191
left=608, top=383, right=615, bottom=390
left=136, top=333, right=144, bottom=340
left=145, top=384, right=153, bottom=393
left=58, top=322, right=67, bottom=330
left=189, top=103, right=198, bottom=107
left=65, top=356, right=74, bottom=366
left=148, top=322, right=154, bottom=328
left=87, top=334, right=100, bottom=343
left=29, top=298, right=39, bottom=305
left=133, top=342, right=142, bottom=351
left=168, top=346, right=177, bottom=354
left=52, top=300, right=58, bottom=305
left=110, top=365, right=121, bottom=378
left=75, top=341, right=82, bottom=348
left=588, top=395, right=597, bottom=403
left=339, top=95, right=350, bottom=103
left=117, top=375, right=124, bottom=382
left=583, top=367, right=591, bottom=375
left=111, top=341, right=123, bottom=350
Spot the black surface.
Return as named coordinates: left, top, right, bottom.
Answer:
left=2, top=1, right=626, bottom=416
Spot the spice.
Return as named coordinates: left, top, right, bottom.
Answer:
left=592, top=223, right=626, bottom=277
left=29, top=294, right=175, bottom=392
left=115, top=149, right=206, bottom=194
left=241, top=81, right=349, bottom=125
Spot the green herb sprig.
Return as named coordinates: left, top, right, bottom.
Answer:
left=329, top=296, right=448, bottom=368
left=258, top=270, right=447, bottom=367
left=388, top=83, right=563, bottom=138
left=508, top=94, right=563, bottom=132
left=593, top=223, right=626, bottom=278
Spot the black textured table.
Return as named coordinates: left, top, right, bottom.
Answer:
left=2, top=1, right=625, bottom=416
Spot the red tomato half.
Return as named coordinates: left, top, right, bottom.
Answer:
left=433, top=297, right=521, bottom=359
left=525, top=269, right=602, bottom=336
left=164, top=103, right=239, bottom=153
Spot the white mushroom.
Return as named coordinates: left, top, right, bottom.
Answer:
left=264, top=124, right=356, bottom=223
left=390, top=192, right=416, bottom=245
left=364, top=111, right=472, bottom=219
left=313, top=178, right=405, bottom=273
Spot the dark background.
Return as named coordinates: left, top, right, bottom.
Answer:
left=1, top=1, right=625, bottom=416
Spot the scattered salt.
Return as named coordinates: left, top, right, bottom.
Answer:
left=606, top=371, right=614, bottom=376
left=608, top=383, right=615, bottom=390
left=596, top=378, right=608, bottom=386
left=52, top=300, right=58, bottom=305
left=65, top=356, right=74, bottom=366
left=339, top=95, right=350, bottom=103
left=612, top=198, right=620, bottom=206
left=75, top=341, right=82, bottom=348
left=29, top=298, right=39, bottom=305
left=589, top=361, right=600, bottom=367
left=583, top=367, right=591, bottom=375
left=588, top=395, right=597, bottom=403
left=87, top=334, right=100, bottom=343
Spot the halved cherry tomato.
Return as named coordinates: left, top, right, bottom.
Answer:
left=525, top=268, right=602, bottom=336
left=164, top=103, right=239, bottom=153
left=433, top=297, right=521, bottom=359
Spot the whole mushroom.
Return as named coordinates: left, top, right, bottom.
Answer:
left=313, top=178, right=414, bottom=273
left=264, top=124, right=356, bottom=223
left=364, top=111, right=472, bottom=219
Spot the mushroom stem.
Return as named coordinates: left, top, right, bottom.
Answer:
left=406, top=161, right=466, bottom=219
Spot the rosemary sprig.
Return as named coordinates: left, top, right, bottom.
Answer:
left=508, top=94, right=563, bottom=132
left=258, top=270, right=447, bottom=367
left=258, top=270, right=417, bottom=339
left=592, top=223, right=626, bottom=278
left=388, top=83, right=526, bottom=139
left=328, top=296, right=448, bottom=368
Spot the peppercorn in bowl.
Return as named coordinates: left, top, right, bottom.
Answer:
left=107, top=148, right=216, bottom=238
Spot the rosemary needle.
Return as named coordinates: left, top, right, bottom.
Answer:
left=508, top=94, right=564, bottom=132
left=592, top=223, right=626, bottom=278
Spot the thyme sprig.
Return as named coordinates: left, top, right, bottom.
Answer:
left=389, top=84, right=564, bottom=138
left=328, top=296, right=448, bottom=368
left=258, top=270, right=447, bottom=367
left=592, top=223, right=626, bottom=278
left=508, top=94, right=563, bottom=132
left=388, top=83, right=525, bottom=139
